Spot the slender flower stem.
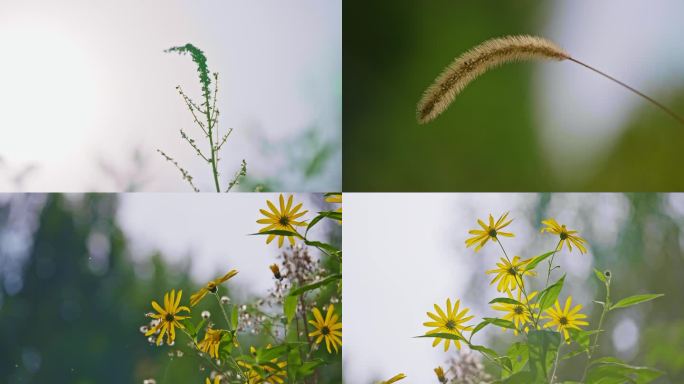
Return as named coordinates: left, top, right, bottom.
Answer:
left=581, top=275, right=611, bottom=382
left=568, top=57, right=684, bottom=126
left=534, top=239, right=564, bottom=325
left=214, top=292, right=233, bottom=332
left=549, top=333, right=563, bottom=383
left=544, top=240, right=564, bottom=288
left=497, top=239, right=537, bottom=328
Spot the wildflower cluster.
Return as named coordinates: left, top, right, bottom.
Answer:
left=397, top=212, right=662, bottom=383
left=140, top=193, right=342, bottom=383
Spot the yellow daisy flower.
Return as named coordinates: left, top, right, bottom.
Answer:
left=465, top=212, right=514, bottom=251
left=197, top=327, right=224, bottom=359
left=145, top=289, right=190, bottom=345
left=205, top=376, right=221, bottom=384
left=423, top=298, right=474, bottom=352
left=542, top=296, right=589, bottom=341
left=190, top=269, right=239, bottom=307
left=308, top=304, right=342, bottom=353
left=486, top=256, right=536, bottom=293
left=257, top=194, right=308, bottom=247
left=541, top=218, right=588, bottom=254
left=491, top=290, right=539, bottom=335
left=382, top=373, right=406, bottom=383
left=434, top=366, right=447, bottom=383
left=238, top=345, right=287, bottom=384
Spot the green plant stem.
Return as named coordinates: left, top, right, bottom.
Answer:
left=204, top=95, right=221, bottom=192
left=534, top=239, right=564, bottom=325
left=544, top=240, right=563, bottom=288
left=549, top=333, right=563, bottom=383
left=214, top=292, right=234, bottom=332
left=580, top=276, right=611, bottom=382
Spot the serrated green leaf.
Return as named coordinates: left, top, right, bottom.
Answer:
left=610, top=294, right=663, bottom=311
left=538, top=275, right=565, bottom=311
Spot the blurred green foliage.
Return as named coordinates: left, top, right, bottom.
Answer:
left=0, top=194, right=341, bottom=383
left=343, top=1, right=684, bottom=191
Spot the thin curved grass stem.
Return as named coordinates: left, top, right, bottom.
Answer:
left=568, top=57, right=684, bottom=126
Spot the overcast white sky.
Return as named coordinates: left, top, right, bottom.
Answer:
left=117, top=193, right=334, bottom=299
left=0, top=0, right=341, bottom=192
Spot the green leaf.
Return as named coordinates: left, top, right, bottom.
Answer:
left=415, top=332, right=468, bottom=343
left=482, top=317, right=517, bottom=330
left=304, top=240, right=340, bottom=256
left=524, top=251, right=556, bottom=272
left=499, top=371, right=535, bottom=384
left=489, top=297, right=524, bottom=306
left=257, top=344, right=289, bottom=363
left=538, top=275, right=565, bottom=311
left=305, top=213, right=328, bottom=236
left=251, top=229, right=301, bottom=237
left=470, top=319, right=492, bottom=339
left=231, top=305, right=239, bottom=330
left=610, top=294, right=664, bottom=311
left=586, top=358, right=663, bottom=384
left=507, top=342, right=529, bottom=374
left=593, top=268, right=607, bottom=284
left=286, top=348, right=302, bottom=382
left=181, top=319, right=196, bottom=338
left=288, top=273, right=341, bottom=296
left=298, top=360, right=324, bottom=377
left=284, top=295, right=298, bottom=325
left=527, top=330, right=561, bottom=383
left=469, top=344, right=500, bottom=360
left=305, top=210, right=342, bottom=236
left=568, top=328, right=599, bottom=350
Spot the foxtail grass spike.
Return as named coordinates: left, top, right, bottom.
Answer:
left=417, top=34, right=684, bottom=126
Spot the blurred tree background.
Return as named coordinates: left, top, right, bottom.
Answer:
left=343, top=0, right=684, bottom=191
left=456, top=193, right=684, bottom=383
left=0, top=194, right=341, bottom=383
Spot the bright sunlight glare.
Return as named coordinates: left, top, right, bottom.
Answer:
left=0, top=17, right=100, bottom=167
